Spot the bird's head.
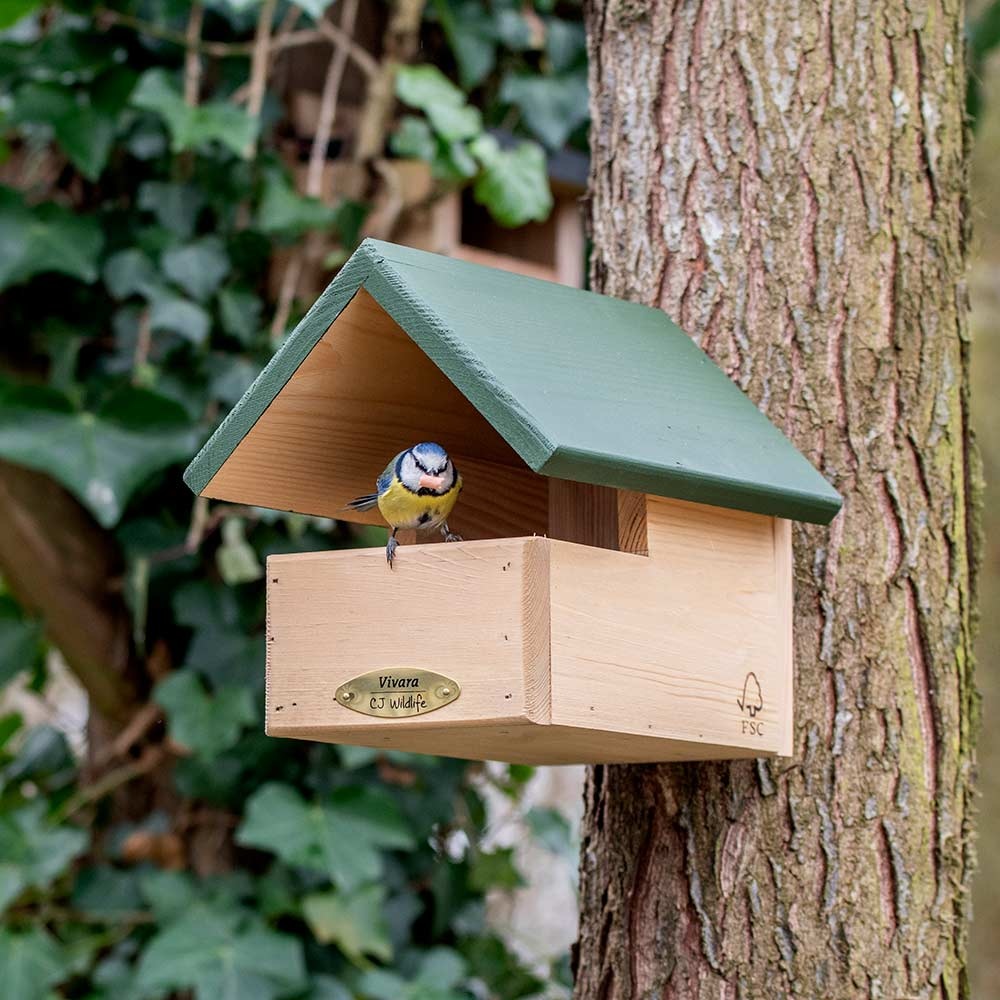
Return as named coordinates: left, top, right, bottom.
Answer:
left=399, top=442, right=457, bottom=495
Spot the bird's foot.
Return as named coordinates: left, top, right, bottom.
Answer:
left=386, top=535, right=399, bottom=569
left=441, top=523, right=463, bottom=543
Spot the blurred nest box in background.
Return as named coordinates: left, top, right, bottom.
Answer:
left=276, top=55, right=587, bottom=300
left=185, top=240, right=842, bottom=766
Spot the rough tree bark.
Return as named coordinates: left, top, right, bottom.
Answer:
left=575, top=1, right=979, bottom=997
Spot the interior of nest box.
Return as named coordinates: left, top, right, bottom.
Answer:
left=201, top=287, right=648, bottom=554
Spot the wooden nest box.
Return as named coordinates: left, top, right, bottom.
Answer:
left=184, top=240, right=841, bottom=765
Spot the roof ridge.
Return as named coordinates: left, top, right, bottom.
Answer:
left=361, top=242, right=558, bottom=473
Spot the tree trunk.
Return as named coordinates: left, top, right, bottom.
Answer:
left=575, top=1, right=980, bottom=997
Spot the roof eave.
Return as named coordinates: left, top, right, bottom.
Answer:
left=538, top=446, right=843, bottom=525
left=183, top=243, right=378, bottom=495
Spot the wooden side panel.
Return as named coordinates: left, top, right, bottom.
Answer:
left=774, top=517, right=794, bottom=756
left=547, top=497, right=787, bottom=754
left=203, top=289, right=548, bottom=541
left=266, top=537, right=551, bottom=740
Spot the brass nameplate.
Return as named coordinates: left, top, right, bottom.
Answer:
left=335, top=668, right=461, bottom=719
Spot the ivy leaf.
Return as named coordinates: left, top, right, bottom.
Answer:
left=395, top=66, right=483, bottom=140
left=0, top=382, right=197, bottom=528
left=0, top=802, right=88, bottom=913
left=11, top=82, right=114, bottom=180
left=302, top=885, right=393, bottom=966
left=173, top=579, right=241, bottom=631
left=209, top=356, right=259, bottom=406
left=468, top=136, right=552, bottom=227
left=499, top=71, right=589, bottom=149
left=102, top=248, right=159, bottom=300
left=356, top=952, right=468, bottom=1000
left=424, top=102, right=481, bottom=142
left=237, top=783, right=415, bottom=891
left=309, top=976, right=354, bottom=1000
left=544, top=18, right=587, bottom=73
left=525, top=806, right=574, bottom=854
left=216, top=517, right=264, bottom=584
left=148, top=293, right=212, bottom=345
left=0, top=928, right=70, bottom=1000
left=132, top=69, right=257, bottom=158
left=183, top=625, right=263, bottom=689
left=469, top=847, right=523, bottom=891
left=10, top=69, right=134, bottom=180
left=0, top=187, right=103, bottom=291
left=135, top=904, right=307, bottom=1000
left=218, top=287, right=264, bottom=344
left=432, top=0, right=497, bottom=89
left=0, top=596, right=43, bottom=688
left=390, top=116, right=437, bottom=161
left=138, top=181, right=205, bottom=239
left=395, top=65, right=466, bottom=111
left=155, top=672, right=257, bottom=757
left=162, top=237, right=231, bottom=301
left=71, top=866, right=145, bottom=918
left=432, top=139, right=478, bottom=182
left=414, top=948, right=467, bottom=991
left=256, top=171, right=338, bottom=236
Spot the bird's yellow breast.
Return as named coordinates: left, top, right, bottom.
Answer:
left=377, top=476, right=461, bottom=531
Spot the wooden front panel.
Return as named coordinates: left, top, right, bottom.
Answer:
left=547, top=497, right=792, bottom=755
left=265, top=537, right=551, bottom=742
left=203, top=289, right=548, bottom=541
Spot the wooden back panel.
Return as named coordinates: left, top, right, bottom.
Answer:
left=202, top=289, right=548, bottom=540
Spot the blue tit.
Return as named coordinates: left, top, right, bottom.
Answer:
left=346, top=442, right=463, bottom=568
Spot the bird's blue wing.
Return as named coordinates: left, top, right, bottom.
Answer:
left=377, top=451, right=406, bottom=496
left=345, top=450, right=406, bottom=513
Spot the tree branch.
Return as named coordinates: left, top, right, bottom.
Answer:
left=183, top=2, right=204, bottom=107
left=0, top=461, right=140, bottom=721
left=243, top=0, right=278, bottom=159
left=307, top=0, right=360, bottom=197
left=355, top=0, right=427, bottom=162
left=95, top=7, right=320, bottom=59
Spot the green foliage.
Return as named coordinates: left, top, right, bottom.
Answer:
left=155, top=671, right=258, bottom=756
left=969, top=1, right=1000, bottom=125
left=0, top=928, right=71, bottom=1000
left=393, top=66, right=551, bottom=227
left=469, top=135, right=552, bottom=227
left=303, top=885, right=394, bottom=965
left=0, top=597, right=43, bottom=687
left=131, top=68, right=258, bottom=157
left=498, top=72, right=588, bottom=151
left=0, top=803, right=88, bottom=911
left=135, top=902, right=307, bottom=999
left=0, top=383, right=197, bottom=527
left=0, top=2, right=576, bottom=997
left=237, top=783, right=415, bottom=890
left=0, top=188, right=103, bottom=290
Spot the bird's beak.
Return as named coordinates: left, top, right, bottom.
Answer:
left=419, top=474, right=446, bottom=490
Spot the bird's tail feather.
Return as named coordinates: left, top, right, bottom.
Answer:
left=344, top=493, right=379, bottom=513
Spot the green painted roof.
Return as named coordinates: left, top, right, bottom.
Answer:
left=185, top=239, right=842, bottom=524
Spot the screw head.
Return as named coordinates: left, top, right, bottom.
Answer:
left=438, top=685, right=452, bottom=697
left=340, top=690, right=355, bottom=702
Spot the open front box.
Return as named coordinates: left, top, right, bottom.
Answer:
left=265, top=497, right=793, bottom=766
left=185, top=240, right=840, bottom=766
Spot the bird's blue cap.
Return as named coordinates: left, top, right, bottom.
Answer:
left=411, top=442, right=448, bottom=461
